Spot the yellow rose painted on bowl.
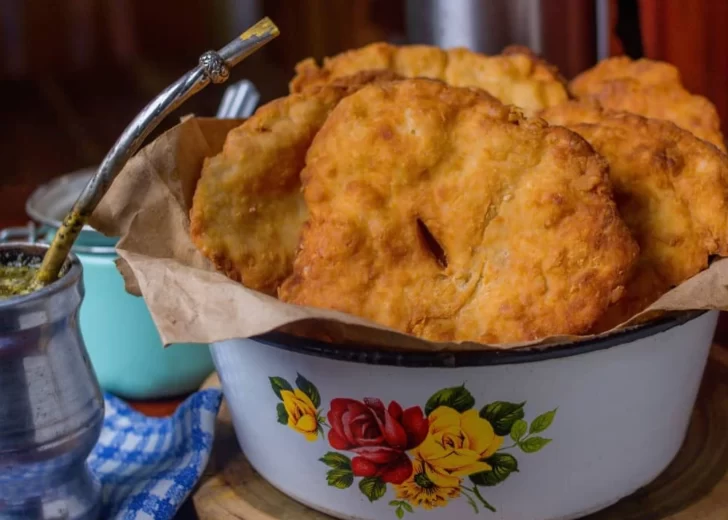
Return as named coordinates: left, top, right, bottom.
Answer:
left=413, top=406, right=503, bottom=487
left=270, top=375, right=324, bottom=442
left=281, top=389, right=319, bottom=441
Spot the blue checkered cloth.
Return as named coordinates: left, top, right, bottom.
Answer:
left=87, top=389, right=223, bottom=519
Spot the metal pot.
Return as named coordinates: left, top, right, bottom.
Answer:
left=211, top=311, right=717, bottom=519
left=0, top=243, right=103, bottom=520
left=1, top=169, right=215, bottom=399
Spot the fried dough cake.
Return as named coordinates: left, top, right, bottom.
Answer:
left=541, top=101, right=728, bottom=329
left=279, top=79, right=639, bottom=344
left=570, top=56, right=681, bottom=96
left=569, top=57, right=725, bottom=150
left=290, top=42, right=569, bottom=115
left=189, top=71, right=402, bottom=295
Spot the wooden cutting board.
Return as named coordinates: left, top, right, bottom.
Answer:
left=192, top=345, right=728, bottom=520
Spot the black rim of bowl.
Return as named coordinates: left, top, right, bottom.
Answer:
left=252, top=311, right=707, bottom=368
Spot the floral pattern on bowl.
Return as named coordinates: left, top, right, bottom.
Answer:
left=270, top=374, right=557, bottom=516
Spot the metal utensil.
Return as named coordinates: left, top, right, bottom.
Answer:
left=217, top=79, right=260, bottom=119
left=32, top=17, right=279, bottom=290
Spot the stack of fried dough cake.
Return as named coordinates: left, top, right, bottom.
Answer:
left=189, top=43, right=728, bottom=345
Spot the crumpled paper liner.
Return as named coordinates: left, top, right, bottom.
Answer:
left=90, top=116, right=728, bottom=352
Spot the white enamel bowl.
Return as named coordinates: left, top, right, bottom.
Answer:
left=211, top=311, right=717, bottom=520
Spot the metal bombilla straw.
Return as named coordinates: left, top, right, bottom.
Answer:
left=32, top=17, right=279, bottom=289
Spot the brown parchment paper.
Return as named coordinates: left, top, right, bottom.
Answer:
left=90, top=116, right=728, bottom=352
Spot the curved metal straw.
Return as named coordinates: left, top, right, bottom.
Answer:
left=32, top=17, right=279, bottom=288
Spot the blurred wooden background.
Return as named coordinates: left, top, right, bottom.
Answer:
left=1, top=0, right=727, bottom=338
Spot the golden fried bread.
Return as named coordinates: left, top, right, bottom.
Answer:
left=291, top=44, right=447, bottom=91
left=584, top=80, right=724, bottom=150
left=279, top=79, right=638, bottom=344
left=570, top=56, right=682, bottom=96
left=190, top=71, right=402, bottom=294
left=570, top=57, right=725, bottom=150
left=542, top=104, right=728, bottom=329
left=290, top=42, right=569, bottom=115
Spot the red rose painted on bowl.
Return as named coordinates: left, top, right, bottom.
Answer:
left=327, top=398, right=428, bottom=484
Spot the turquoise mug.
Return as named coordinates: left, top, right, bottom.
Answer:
left=1, top=169, right=214, bottom=399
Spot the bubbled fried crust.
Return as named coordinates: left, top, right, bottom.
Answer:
left=278, top=79, right=639, bottom=344
left=570, top=56, right=682, bottom=96
left=541, top=103, right=728, bottom=330
left=289, top=42, right=569, bottom=116
left=539, top=98, right=608, bottom=127
left=569, top=57, right=725, bottom=150
left=189, top=70, right=402, bottom=295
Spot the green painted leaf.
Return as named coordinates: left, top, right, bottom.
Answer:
left=396, top=506, right=404, bottom=519
left=402, top=502, right=413, bottom=513
left=359, top=477, right=387, bottom=502
left=480, top=401, right=525, bottom=436
left=469, top=453, right=519, bottom=486
left=269, top=377, right=293, bottom=400
left=424, top=385, right=475, bottom=416
left=510, top=419, right=528, bottom=442
left=389, top=501, right=400, bottom=507
left=296, top=373, right=321, bottom=408
left=520, top=436, right=552, bottom=453
left=529, top=409, right=557, bottom=434
left=276, top=403, right=289, bottom=425
left=319, top=452, right=352, bottom=470
left=326, top=468, right=354, bottom=489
